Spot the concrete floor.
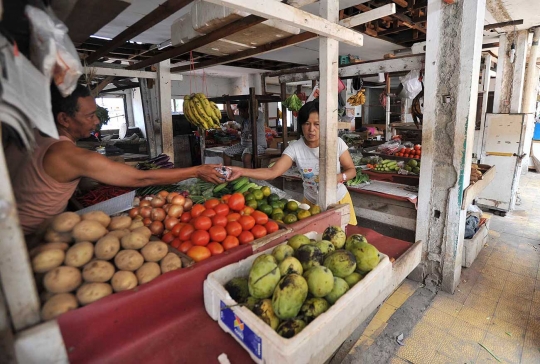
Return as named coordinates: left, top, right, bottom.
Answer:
left=342, top=172, right=540, bottom=363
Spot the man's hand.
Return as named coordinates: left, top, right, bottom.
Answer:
left=196, top=164, right=224, bottom=184
left=227, top=166, right=244, bottom=181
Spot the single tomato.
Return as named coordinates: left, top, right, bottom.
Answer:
left=221, top=194, right=231, bottom=203
left=251, top=225, right=267, bottom=239
left=238, top=215, right=256, bottom=231
left=238, top=231, right=255, bottom=245
left=161, top=232, right=175, bottom=244
left=180, top=212, right=192, bottom=223
left=201, top=208, right=217, bottom=218
left=207, top=242, right=224, bottom=255
left=190, top=204, right=206, bottom=218
left=204, top=199, right=221, bottom=209
left=191, top=230, right=210, bottom=246
left=171, top=222, right=185, bottom=237
left=227, top=213, right=241, bottom=222
left=241, top=206, right=255, bottom=216
left=214, top=203, right=230, bottom=216
left=226, top=221, right=243, bottom=237
left=187, top=246, right=211, bottom=262
left=222, top=236, right=239, bottom=250
left=178, top=241, right=193, bottom=253
left=209, top=225, right=227, bottom=242
left=212, top=214, right=228, bottom=227
left=414, top=144, right=421, bottom=151
left=178, top=224, right=195, bottom=241
left=171, top=238, right=182, bottom=249
left=251, top=211, right=269, bottom=225
left=193, top=216, right=212, bottom=231
left=265, top=220, right=279, bottom=234
left=228, top=193, right=245, bottom=212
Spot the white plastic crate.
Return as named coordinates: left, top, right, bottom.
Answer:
left=204, top=232, right=392, bottom=364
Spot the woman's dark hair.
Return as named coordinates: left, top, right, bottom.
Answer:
left=297, top=100, right=319, bottom=135
left=51, top=84, right=91, bottom=120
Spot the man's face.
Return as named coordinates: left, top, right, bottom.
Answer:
left=238, top=108, right=250, bottom=120
left=63, top=96, right=99, bottom=139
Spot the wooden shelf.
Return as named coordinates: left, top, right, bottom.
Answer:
left=461, top=164, right=496, bottom=209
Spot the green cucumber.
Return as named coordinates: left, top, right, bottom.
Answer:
left=238, top=182, right=258, bottom=194
left=233, top=177, right=249, bottom=190
left=213, top=182, right=228, bottom=193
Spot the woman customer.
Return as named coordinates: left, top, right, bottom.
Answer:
left=227, top=100, right=357, bottom=225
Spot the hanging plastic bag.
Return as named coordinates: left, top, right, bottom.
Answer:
left=399, top=70, right=422, bottom=99
left=25, top=5, right=83, bottom=96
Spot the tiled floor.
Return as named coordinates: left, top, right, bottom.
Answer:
left=351, top=172, right=540, bottom=363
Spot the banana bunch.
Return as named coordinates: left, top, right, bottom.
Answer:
left=183, top=93, right=222, bottom=130
left=347, top=90, right=366, bottom=106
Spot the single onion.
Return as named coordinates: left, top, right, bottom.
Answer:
left=151, top=208, right=166, bottom=222
left=128, top=207, right=140, bottom=218
left=166, top=192, right=179, bottom=203
left=168, top=204, right=184, bottom=218
left=163, top=204, right=171, bottom=213
left=164, top=217, right=179, bottom=230
left=143, top=217, right=152, bottom=226
left=157, top=190, right=169, bottom=199
left=151, top=197, right=165, bottom=208
left=149, top=221, right=164, bottom=236
left=171, top=195, right=186, bottom=206
left=139, top=206, right=152, bottom=218
left=183, top=198, right=193, bottom=211
left=139, top=200, right=151, bottom=207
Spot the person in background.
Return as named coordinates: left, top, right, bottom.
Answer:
left=6, top=84, right=223, bottom=236
left=227, top=100, right=358, bottom=225
left=222, top=99, right=267, bottom=168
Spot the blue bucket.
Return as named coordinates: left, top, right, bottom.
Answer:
left=534, top=123, right=540, bottom=140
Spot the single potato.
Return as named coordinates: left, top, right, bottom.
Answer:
left=64, top=242, right=94, bottom=267
left=141, top=241, right=168, bottom=262
left=41, top=293, right=78, bottom=321
left=111, top=271, right=138, bottom=292
left=44, top=229, right=72, bottom=244
left=82, top=211, right=111, bottom=228
left=82, top=260, right=115, bottom=283
left=72, top=220, right=107, bottom=242
left=76, top=283, right=113, bottom=306
left=129, top=220, right=144, bottom=231
left=51, top=212, right=81, bottom=233
left=132, top=226, right=152, bottom=239
left=30, top=242, right=69, bottom=259
left=32, top=249, right=65, bottom=273
left=160, top=253, right=182, bottom=273
left=95, top=235, right=121, bottom=260
left=136, top=262, right=161, bottom=285
left=107, top=229, right=130, bottom=239
left=114, top=250, right=144, bottom=271
left=43, top=266, right=82, bottom=293
left=121, top=232, right=149, bottom=250
left=108, top=216, right=132, bottom=230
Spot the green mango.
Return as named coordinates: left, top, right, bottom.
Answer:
left=253, top=299, right=280, bottom=330
left=272, top=274, right=308, bottom=320
left=323, top=250, right=357, bottom=278
left=295, top=245, right=324, bottom=272
left=277, top=319, right=307, bottom=338
left=300, top=297, right=329, bottom=323
left=272, top=244, right=294, bottom=263
left=248, top=260, right=281, bottom=299
left=322, top=226, right=347, bottom=249
left=303, top=266, right=334, bottom=298
left=325, top=277, right=350, bottom=305
left=279, top=257, right=303, bottom=276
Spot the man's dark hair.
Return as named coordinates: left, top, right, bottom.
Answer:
left=51, top=84, right=91, bottom=119
left=237, top=100, right=249, bottom=110
left=297, top=100, right=319, bottom=135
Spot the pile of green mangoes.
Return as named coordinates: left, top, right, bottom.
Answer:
left=224, top=226, right=380, bottom=339
left=404, top=159, right=421, bottom=174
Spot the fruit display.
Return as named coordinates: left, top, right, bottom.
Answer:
left=394, top=144, right=422, bottom=159
left=183, top=93, right=222, bottom=130
left=224, top=226, right=381, bottom=339
left=371, top=159, right=399, bottom=173
left=347, top=90, right=366, bottom=106
left=130, top=190, right=281, bottom=262
left=32, top=210, right=185, bottom=321
left=404, top=159, right=421, bottom=175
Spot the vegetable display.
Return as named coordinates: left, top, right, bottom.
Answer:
left=136, top=153, right=174, bottom=170
left=345, top=170, right=370, bottom=186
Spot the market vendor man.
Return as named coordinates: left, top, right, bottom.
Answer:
left=7, top=84, right=224, bottom=236
left=222, top=99, right=267, bottom=168
left=227, top=100, right=358, bottom=225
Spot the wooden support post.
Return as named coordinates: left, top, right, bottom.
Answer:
left=139, top=78, right=162, bottom=158
left=385, top=74, right=392, bottom=141
left=250, top=87, right=258, bottom=168
left=510, top=30, right=528, bottom=113
left=318, top=0, right=339, bottom=210
left=477, top=54, right=491, bottom=161
left=281, top=83, right=288, bottom=152
left=261, top=74, right=269, bottom=126
left=158, top=60, right=174, bottom=163
left=415, top=0, right=486, bottom=293
left=199, top=127, right=206, bottom=167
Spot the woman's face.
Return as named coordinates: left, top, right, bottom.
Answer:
left=302, top=111, right=320, bottom=144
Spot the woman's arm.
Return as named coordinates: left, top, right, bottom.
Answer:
left=337, top=150, right=357, bottom=184
left=228, top=155, right=293, bottom=181
left=224, top=99, right=235, bottom=120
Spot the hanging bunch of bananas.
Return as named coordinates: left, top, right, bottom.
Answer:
left=183, top=93, right=222, bottom=130
left=347, top=89, right=366, bottom=106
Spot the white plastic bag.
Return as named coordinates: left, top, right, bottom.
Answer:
left=400, top=70, right=422, bottom=99
left=25, top=5, right=83, bottom=96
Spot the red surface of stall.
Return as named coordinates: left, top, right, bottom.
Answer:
left=57, top=217, right=413, bottom=363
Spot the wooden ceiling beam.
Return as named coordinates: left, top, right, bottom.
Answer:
left=85, top=0, right=195, bottom=64
left=392, top=0, right=408, bottom=7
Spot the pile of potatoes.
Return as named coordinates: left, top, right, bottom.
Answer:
left=32, top=210, right=183, bottom=322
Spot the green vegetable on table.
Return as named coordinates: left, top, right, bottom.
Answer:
left=345, top=170, right=370, bottom=186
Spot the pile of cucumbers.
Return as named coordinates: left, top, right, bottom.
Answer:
left=188, top=177, right=261, bottom=204
left=373, top=159, right=399, bottom=173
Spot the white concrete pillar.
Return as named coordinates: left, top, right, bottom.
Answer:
left=158, top=60, right=174, bottom=164
left=510, top=30, right=529, bottom=113
left=493, top=34, right=511, bottom=113
left=523, top=28, right=540, bottom=114
left=415, top=0, right=485, bottom=293
left=231, top=75, right=249, bottom=95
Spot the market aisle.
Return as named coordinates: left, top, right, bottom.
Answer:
left=344, top=172, right=540, bottom=364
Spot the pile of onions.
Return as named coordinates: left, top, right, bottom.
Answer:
left=129, top=191, right=193, bottom=237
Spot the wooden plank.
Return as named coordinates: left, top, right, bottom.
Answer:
left=203, top=0, right=363, bottom=47
left=281, top=83, right=288, bottom=153
left=484, top=19, right=523, bottom=30
left=91, top=76, right=115, bottom=97
left=87, top=67, right=183, bottom=80
left=339, top=4, right=396, bottom=29
left=85, top=0, right=194, bottom=64
left=318, top=0, right=340, bottom=210
left=461, top=165, right=496, bottom=209
left=158, top=60, right=174, bottom=164
left=139, top=78, right=161, bottom=158
left=128, top=15, right=266, bottom=70
left=250, top=87, right=258, bottom=168
left=392, top=0, right=408, bottom=7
